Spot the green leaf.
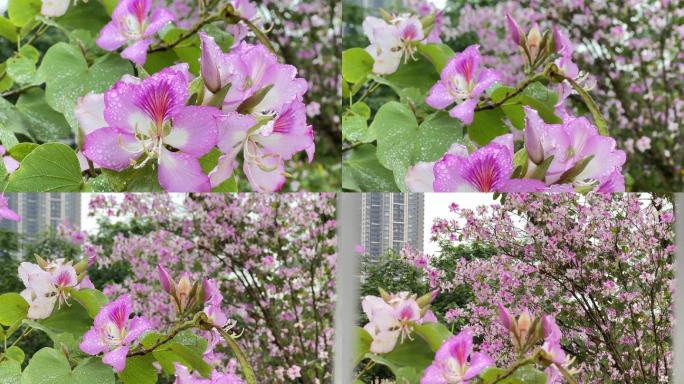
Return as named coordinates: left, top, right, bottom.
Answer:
left=16, top=89, right=71, bottom=142
left=7, top=143, right=38, bottom=162
left=0, top=17, right=18, bottom=42
left=37, top=43, right=133, bottom=130
left=414, top=323, right=452, bottom=351
left=480, top=365, right=547, bottom=384
left=354, top=327, right=371, bottom=366
left=468, top=108, right=509, bottom=146
left=373, top=104, right=462, bottom=190
left=8, top=0, right=41, bottom=27
left=69, top=288, right=108, bottom=319
left=54, top=1, right=110, bottom=35
left=342, top=115, right=373, bottom=143
left=102, top=161, right=163, bottom=192
left=0, top=293, right=28, bottom=326
left=518, top=95, right=561, bottom=124
left=0, top=360, right=21, bottom=384
left=343, top=144, right=398, bottom=191
left=385, top=56, right=439, bottom=93
left=18, top=45, right=40, bottom=64
left=5, top=143, right=83, bottom=192
left=25, top=303, right=92, bottom=352
left=417, top=43, right=454, bottom=73
left=364, top=335, right=435, bottom=384
left=0, top=97, right=31, bottom=141
left=168, top=341, right=212, bottom=377
left=6, top=56, right=38, bottom=85
left=201, top=24, right=234, bottom=52
left=0, top=64, right=14, bottom=93
left=119, top=355, right=157, bottom=384
left=5, top=346, right=24, bottom=364
left=342, top=48, right=374, bottom=84
left=20, top=349, right=115, bottom=384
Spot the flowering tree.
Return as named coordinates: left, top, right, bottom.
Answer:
left=379, top=193, right=673, bottom=383
left=0, top=0, right=333, bottom=192
left=444, top=0, right=683, bottom=191
left=342, top=2, right=630, bottom=192
left=0, top=192, right=337, bottom=383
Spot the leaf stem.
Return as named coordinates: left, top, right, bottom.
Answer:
left=489, top=353, right=537, bottom=384
left=127, top=320, right=195, bottom=357
left=475, top=72, right=546, bottom=112
left=215, top=326, right=257, bottom=384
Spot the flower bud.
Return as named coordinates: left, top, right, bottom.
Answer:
left=527, top=25, right=542, bottom=58
left=199, top=33, right=223, bottom=93
left=416, top=289, right=439, bottom=308
left=73, top=259, right=89, bottom=274
left=505, top=13, right=524, bottom=46
left=517, top=308, right=532, bottom=340
left=35, top=255, right=48, bottom=269
left=525, top=123, right=544, bottom=165
left=157, top=265, right=175, bottom=295
left=497, top=303, right=514, bottom=331
left=378, top=287, right=391, bottom=302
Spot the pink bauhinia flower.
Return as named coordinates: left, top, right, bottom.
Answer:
left=523, top=108, right=626, bottom=189
left=426, top=45, right=500, bottom=125
left=197, top=36, right=314, bottom=191
left=97, top=0, right=175, bottom=65
left=363, top=15, right=425, bottom=74
left=82, top=65, right=219, bottom=192
left=18, top=260, right=79, bottom=319
left=80, top=295, right=153, bottom=372
left=0, top=194, right=20, bottom=221
left=420, top=329, right=494, bottom=384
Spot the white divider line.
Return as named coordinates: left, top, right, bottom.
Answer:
left=334, top=193, right=362, bottom=384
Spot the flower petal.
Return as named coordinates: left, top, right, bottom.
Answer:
left=103, top=345, right=130, bottom=373
left=405, top=161, right=436, bottom=192
left=158, top=148, right=212, bottom=192
left=121, top=38, right=153, bottom=65
left=252, top=101, right=313, bottom=160
left=254, top=64, right=308, bottom=113
left=473, top=68, right=500, bottom=96
left=464, top=352, right=494, bottom=380
left=96, top=22, right=127, bottom=51
left=208, top=154, right=239, bottom=188
left=165, top=106, right=219, bottom=157
left=426, top=82, right=453, bottom=110
left=123, top=316, right=152, bottom=344
left=420, top=363, right=448, bottom=384
left=433, top=154, right=477, bottom=192
left=449, top=98, right=478, bottom=125
left=83, top=128, right=143, bottom=171
left=103, top=80, right=151, bottom=134
left=243, top=143, right=286, bottom=192
left=144, top=8, right=175, bottom=37
left=75, top=92, right=107, bottom=135
left=79, top=328, right=106, bottom=356
left=0, top=206, right=21, bottom=221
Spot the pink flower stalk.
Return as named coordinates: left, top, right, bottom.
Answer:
left=363, top=15, right=425, bottom=74
left=174, top=363, right=245, bottom=384
left=0, top=146, right=19, bottom=174
left=80, top=295, right=153, bottom=372
left=97, top=0, right=175, bottom=65
left=426, top=45, right=500, bottom=124
left=82, top=65, right=219, bottom=192
left=197, top=37, right=314, bottom=192
left=0, top=194, right=20, bottom=221
left=421, top=329, right=494, bottom=384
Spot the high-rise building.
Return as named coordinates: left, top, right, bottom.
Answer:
left=361, top=193, right=424, bottom=258
left=0, top=193, right=81, bottom=241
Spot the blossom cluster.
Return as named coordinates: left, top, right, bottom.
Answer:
left=450, top=0, right=684, bottom=190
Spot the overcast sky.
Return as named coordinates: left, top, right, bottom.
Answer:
left=422, top=193, right=496, bottom=254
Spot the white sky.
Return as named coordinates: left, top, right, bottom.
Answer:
left=427, top=0, right=447, bottom=9
left=423, top=193, right=496, bottom=254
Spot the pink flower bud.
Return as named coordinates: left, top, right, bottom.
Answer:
left=157, top=265, right=173, bottom=294
left=199, top=32, right=223, bottom=93
left=505, top=13, right=523, bottom=46
left=498, top=303, right=513, bottom=331
left=525, top=124, right=544, bottom=165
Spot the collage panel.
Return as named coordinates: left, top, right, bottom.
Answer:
left=339, top=193, right=675, bottom=383
left=342, top=0, right=683, bottom=192
left=0, top=193, right=337, bottom=383
left=0, top=0, right=341, bottom=193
